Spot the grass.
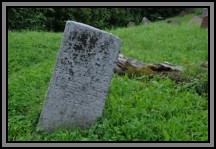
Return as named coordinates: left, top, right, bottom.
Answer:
left=8, top=13, right=208, bottom=141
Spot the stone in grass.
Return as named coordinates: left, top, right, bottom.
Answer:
left=38, top=21, right=121, bottom=131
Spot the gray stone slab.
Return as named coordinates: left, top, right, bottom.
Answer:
left=38, top=21, right=121, bottom=131
left=202, top=8, right=208, bottom=17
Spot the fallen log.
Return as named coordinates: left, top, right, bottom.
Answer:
left=114, top=54, right=183, bottom=76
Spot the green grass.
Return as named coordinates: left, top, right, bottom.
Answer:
left=8, top=14, right=208, bottom=141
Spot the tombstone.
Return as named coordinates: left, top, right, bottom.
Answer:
left=188, top=16, right=203, bottom=26
left=142, top=17, right=151, bottom=24
left=201, top=16, right=208, bottom=29
left=202, top=8, right=208, bottom=17
left=38, top=21, right=121, bottom=131
left=127, top=21, right=135, bottom=28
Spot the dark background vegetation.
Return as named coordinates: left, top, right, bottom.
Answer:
left=8, top=8, right=197, bottom=32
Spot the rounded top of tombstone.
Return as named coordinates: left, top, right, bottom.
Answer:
left=142, top=17, right=150, bottom=24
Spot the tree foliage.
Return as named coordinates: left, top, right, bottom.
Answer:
left=8, top=8, right=186, bottom=32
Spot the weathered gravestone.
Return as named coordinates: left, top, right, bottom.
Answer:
left=202, top=8, right=208, bottom=17
left=142, top=17, right=151, bottom=24
left=188, top=16, right=203, bottom=26
left=38, top=21, right=121, bottom=131
left=201, top=8, right=208, bottom=29
left=201, top=16, right=208, bottom=29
